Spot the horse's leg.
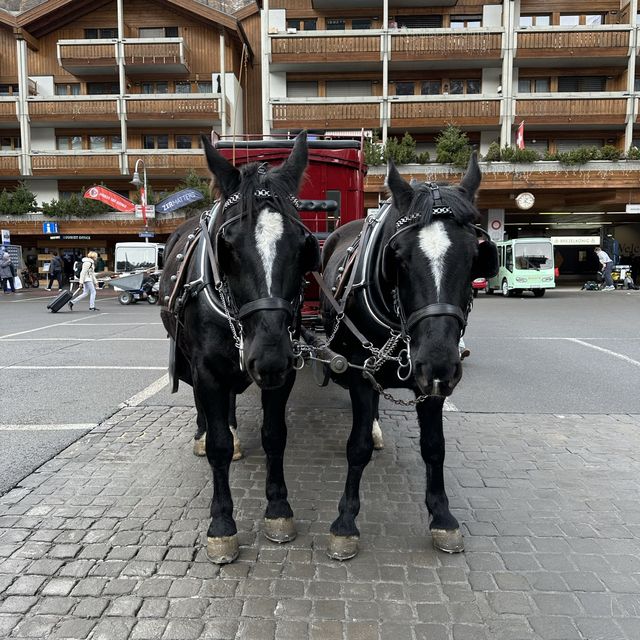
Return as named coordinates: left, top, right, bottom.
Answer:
left=416, top=396, right=464, bottom=554
left=228, top=391, right=243, bottom=461
left=192, top=389, right=207, bottom=457
left=193, top=375, right=239, bottom=564
left=327, top=372, right=376, bottom=561
left=261, top=370, right=296, bottom=543
left=371, top=391, right=384, bottom=450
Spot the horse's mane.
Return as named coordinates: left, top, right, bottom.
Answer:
left=404, top=182, right=479, bottom=227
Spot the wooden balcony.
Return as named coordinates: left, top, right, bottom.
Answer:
left=31, top=152, right=122, bottom=176
left=271, top=99, right=382, bottom=130
left=126, top=151, right=206, bottom=176
left=28, top=98, right=119, bottom=122
left=515, top=95, right=628, bottom=125
left=0, top=154, right=20, bottom=177
left=57, top=38, right=190, bottom=76
left=390, top=29, right=502, bottom=64
left=516, top=27, right=631, bottom=64
left=125, top=95, right=222, bottom=124
left=390, top=97, right=501, bottom=129
left=0, top=99, right=18, bottom=123
left=270, top=32, right=381, bottom=69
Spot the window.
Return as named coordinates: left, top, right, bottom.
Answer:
left=143, top=134, right=169, bottom=150
left=116, top=246, right=157, bottom=272
left=515, top=243, right=553, bottom=271
left=505, top=245, right=513, bottom=272
left=451, top=15, right=481, bottom=28
left=326, top=18, right=345, bottom=30
left=449, top=79, right=481, bottom=95
left=526, top=139, right=548, bottom=154
left=397, top=15, right=443, bottom=28
left=558, top=76, right=606, bottom=92
left=559, top=15, right=580, bottom=26
left=87, top=82, right=119, bottom=95
left=175, top=81, right=191, bottom=94
left=56, top=136, right=82, bottom=150
left=586, top=14, right=604, bottom=25
left=197, top=81, right=212, bottom=93
left=287, top=81, right=318, bottom=98
left=303, top=19, right=317, bottom=31
left=111, top=135, right=122, bottom=150
left=141, top=81, right=169, bottom=94
left=176, top=135, right=194, bottom=149
left=421, top=80, right=441, bottom=95
left=0, top=84, right=19, bottom=96
left=556, top=139, right=603, bottom=152
left=326, top=80, right=372, bottom=97
left=395, top=82, right=415, bottom=96
left=1, top=136, right=20, bottom=151
left=635, top=77, right=640, bottom=91
left=139, top=27, right=178, bottom=38
left=519, top=15, right=551, bottom=26
left=518, top=78, right=550, bottom=93
left=89, top=135, right=106, bottom=151
left=352, top=18, right=371, bottom=30
left=55, top=83, right=80, bottom=96
left=286, top=18, right=317, bottom=31
left=84, top=28, right=117, bottom=39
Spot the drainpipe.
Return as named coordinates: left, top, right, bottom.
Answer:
left=219, top=30, right=227, bottom=137
left=261, top=0, right=270, bottom=136
left=117, top=0, right=128, bottom=174
left=381, top=0, right=389, bottom=145
left=499, top=0, right=516, bottom=147
left=15, top=36, right=31, bottom=176
left=625, top=0, right=638, bottom=151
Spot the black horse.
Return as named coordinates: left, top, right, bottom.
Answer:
left=320, top=154, right=498, bottom=560
left=160, top=132, right=319, bottom=563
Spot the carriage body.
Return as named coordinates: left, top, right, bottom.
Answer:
left=214, top=136, right=368, bottom=322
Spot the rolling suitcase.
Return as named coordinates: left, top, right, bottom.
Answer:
left=47, top=289, right=73, bottom=313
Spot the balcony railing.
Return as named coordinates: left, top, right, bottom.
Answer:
left=515, top=94, right=628, bottom=125
left=28, top=97, right=119, bottom=122
left=0, top=98, right=18, bottom=122
left=31, top=152, right=122, bottom=176
left=270, top=31, right=382, bottom=65
left=389, top=96, right=501, bottom=128
left=0, top=153, right=21, bottom=177
left=126, top=150, right=206, bottom=175
left=125, top=94, right=222, bottom=121
left=57, top=38, right=190, bottom=75
left=516, top=26, right=631, bottom=60
left=390, top=28, right=503, bottom=62
left=271, top=98, right=382, bottom=130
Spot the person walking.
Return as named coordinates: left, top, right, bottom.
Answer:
left=46, top=251, right=64, bottom=291
left=594, top=245, right=615, bottom=291
left=0, top=248, right=15, bottom=294
left=69, top=251, right=100, bottom=311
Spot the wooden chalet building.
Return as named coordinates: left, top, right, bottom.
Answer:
left=1, top=0, right=640, bottom=277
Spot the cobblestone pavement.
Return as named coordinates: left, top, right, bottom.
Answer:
left=0, top=406, right=639, bottom=640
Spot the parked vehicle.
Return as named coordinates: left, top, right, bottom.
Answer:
left=113, top=272, right=160, bottom=305
left=114, top=242, right=164, bottom=274
left=20, top=268, right=39, bottom=288
left=487, top=238, right=555, bottom=297
left=471, top=277, right=487, bottom=297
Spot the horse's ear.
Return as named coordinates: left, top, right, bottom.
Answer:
left=201, top=134, right=240, bottom=198
left=302, top=233, right=320, bottom=273
left=271, top=131, right=308, bottom=192
left=459, top=151, right=481, bottom=201
left=472, top=239, right=499, bottom=279
left=386, top=161, right=414, bottom=212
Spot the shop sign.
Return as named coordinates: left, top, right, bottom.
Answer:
left=84, top=186, right=135, bottom=212
left=156, top=189, right=204, bottom=214
left=50, top=235, right=92, bottom=240
left=1, top=229, right=10, bottom=245
left=625, top=204, right=640, bottom=213
left=139, top=231, right=155, bottom=238
left=42, top=222, right=58, bottom=234
left=551, top=236, right=599, bottom=246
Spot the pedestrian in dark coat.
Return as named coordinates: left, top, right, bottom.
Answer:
left=46, top=251, right=64, bottom=291
left=0, top=249, right=15, bottom=293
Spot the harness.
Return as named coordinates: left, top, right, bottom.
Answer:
left=165, top=188, right=311, bottom=372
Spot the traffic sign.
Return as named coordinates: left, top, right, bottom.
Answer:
left=42, top=222, right=58, bottom=234
left=139, top=231, right=155, bottom=238
left=1, top=229, right=10, bottom=245
left=135, top=204, right=156, bottom=219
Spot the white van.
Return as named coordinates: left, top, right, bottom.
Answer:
left=114, top=242, right=164, bottom=274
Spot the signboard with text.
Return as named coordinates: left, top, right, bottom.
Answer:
left=155, top=189, right=204, bottom=214
left=134, top=204, right=155, bottom=219
left=43, top=222, right=58, bottom=234
left=84, top=186, right=135, bottom=212
left=1, top=229, right=10, bottom=245
left=551, top=236, right=600, bottom=246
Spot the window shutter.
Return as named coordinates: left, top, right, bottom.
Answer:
left=287, top=82, right=318, bottom=98
left=326, top=81, right=372, bottom=97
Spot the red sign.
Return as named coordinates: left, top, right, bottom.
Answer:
left=516, top=121, right=525, bottom=150
left=84, top=186, right=135, bottom=212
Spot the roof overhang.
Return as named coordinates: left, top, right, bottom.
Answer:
left=313, top=0, right=456, bottom=7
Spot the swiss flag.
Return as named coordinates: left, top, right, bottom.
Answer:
left=516, top=121, right=525, bottom=150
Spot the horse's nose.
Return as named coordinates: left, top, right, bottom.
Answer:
left=414, top=360, right=462, bottom=397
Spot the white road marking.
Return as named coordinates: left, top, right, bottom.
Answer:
left=1, top=365, right=165, bottom=371
left=63, top=322, right=163, bottom=326
left=7, top=294, right=118, bottom=303
left=0, top=423, right=95, bottom=431
left=418, top=221, right=451, bottom=299
left=0, top=338, right=167, bottom=342
left=0, top=315, right=96, bottom=340
left=255, top=208, right=284, bottom=295
left=120, top=373, right=169, bottom=408
left=567, top=338, right=640, bottom=368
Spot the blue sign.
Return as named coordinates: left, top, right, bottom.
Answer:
left=43, top=222, right=58, bottom=234
left=155, top=188, right=204, bottom=214
left=139, top=231, right=155, bottom=238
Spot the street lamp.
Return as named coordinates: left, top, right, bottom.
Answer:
left=130, top=158, right=149, bottom=243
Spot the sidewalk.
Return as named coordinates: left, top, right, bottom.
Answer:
left=1, top=405, right=639, bottom=639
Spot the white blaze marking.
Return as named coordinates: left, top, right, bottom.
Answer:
left=255, top=208, right=284, bottom=295
left=418, top=221, right=451, bottom=299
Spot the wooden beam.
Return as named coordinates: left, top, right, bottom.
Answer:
left=13, top=27, right=39, bottom=51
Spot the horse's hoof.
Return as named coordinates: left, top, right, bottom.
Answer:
left=326, top=533, right=359, bottom=561
left=431, top=528, right=464, bottom=554
left=263, top=517, right=297, bottom=543
left=206, top=535, right=239, bottom=564
left=372, top=419, right=384, bottom=450
left=231, top=427, right=243, bottom=461
left=193, top=434, right=206, bottom=457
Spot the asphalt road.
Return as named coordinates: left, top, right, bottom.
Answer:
left=1, top=286, right=639, bottom=495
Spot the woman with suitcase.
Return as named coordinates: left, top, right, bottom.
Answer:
left=69, top=251, right=100, bottom=311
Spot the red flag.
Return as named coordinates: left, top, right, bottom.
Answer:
left=516, top=121, right=525, bottom=150
left=84, top=186, right=135, bottom=212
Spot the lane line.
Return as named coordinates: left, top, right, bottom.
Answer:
left=0, top=338, right=167, bottom=342
left=567, top=338, right=640, bottom=368
left=0, top=315, right=100, bottom=340
left=7, top=294, right=118, bottom=303
left=121, top=373, right=169, bottom=407
left=1, top=365, right=165, bottom=371
left=444, top=399, right=458, bottom=412
left=0, top=423, right=95, bottom=431
left=64, top=322, right=162, bottom=326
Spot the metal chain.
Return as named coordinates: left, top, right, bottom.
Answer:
left=365, top=373, right=429, bottom=407
left=215, top=281, right=243, bottom=350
